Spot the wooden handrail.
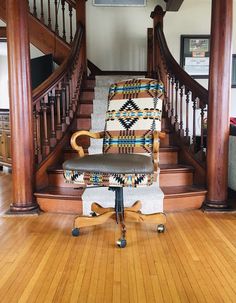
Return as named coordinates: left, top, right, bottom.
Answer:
left=156, top=23, right=208, bottom=105
left=65, top=0, right=76, bottom=8
left=33, top=23, right=85, bottom=167
left=33, top=24, right=83, bottom=103
left=150, top=5, right=209, bottom=173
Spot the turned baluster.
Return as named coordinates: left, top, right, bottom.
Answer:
left=192, top=97, right=197, bottom=150
left=41, top=95, right=50, bottom=157
left=40, top=0, right=44, bottom=23
left=33, top=0, right=37, bottom=17
left=179, top=85, right=184, bottom=137
left=49, top=91, right=57, bottom=147
left=69, top=5, right=73, bottom=44
left=185, top=89, right=190, bottom=144
left=65, top=81, right=71, bottom=124
left=34, top=102, right=43, bottom=164
left=48, top=0, right=52, bottom=29
left=167, top=74, right=171, bottom=116
left=61, top=83, right=67, bottom=131
left=55, top=85, right=63, bottom=140
left=200, top=106, right=206, bottom=161
left=61, top=0, right=66, bottom=40
left=170, top=76, right=175, bottom=124
left=174, top=80, right=179, bottom=130
left=54, top=0, right=59, bottom=35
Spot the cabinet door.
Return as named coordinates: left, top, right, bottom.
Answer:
left=0, top=130, right=4, bottom=162
left=5, top=131, right=11, bottom=163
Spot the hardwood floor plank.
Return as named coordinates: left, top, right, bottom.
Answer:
left=0, top=173, right=235, bottom=303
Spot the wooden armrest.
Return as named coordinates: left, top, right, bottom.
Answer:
left=70, top=130, right=105, bottom=157
left=153, top=131, right=166, bottom=172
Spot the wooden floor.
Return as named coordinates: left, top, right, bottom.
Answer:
left=0, top=172, right=236, bottom=303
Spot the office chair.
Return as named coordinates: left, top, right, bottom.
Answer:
left=63, top=78, right=166, bottom=248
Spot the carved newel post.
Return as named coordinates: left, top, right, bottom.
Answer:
left=7, top=0, right=38, bottom=212
left=150, top=6, right=167, bottom=85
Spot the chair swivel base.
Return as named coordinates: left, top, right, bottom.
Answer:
left=72, top=187, right=166, bottom=248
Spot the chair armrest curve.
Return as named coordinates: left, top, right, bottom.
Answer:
left=70, top=130, right=105, bottom=157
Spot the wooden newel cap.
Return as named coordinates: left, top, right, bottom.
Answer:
left=150, top=5, right=165, bottom=19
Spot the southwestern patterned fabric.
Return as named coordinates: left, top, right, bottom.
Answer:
left=64, top=170, right=154, bottom=187
left=103, top=78, right=164, bottom=155
left=63, top=78, right=164, bottom=187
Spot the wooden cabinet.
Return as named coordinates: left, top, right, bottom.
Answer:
left=0, top=110, right=11, bottom=166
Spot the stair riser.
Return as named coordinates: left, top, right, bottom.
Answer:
left=36, top=192, right=205, bottom=214
left=77, top=118, right=91, bottom=130
left=79, top=103, right=93, bottom=115
left=160, top=151, right=178, bottom=165
left=160, top=172, right=193, bottom=187
left=49, top=170, right=193, bottom=188
left=63, top=149, right=178, bottom=165
left=84, top=79, right=95, bottom=90
left=164, top=194, right=206, bottom=212
left=160, top=133, right=171, bottom=147
left=37, top=197, right=82, bottom=214
left=81, top=91, right=94, bottom=100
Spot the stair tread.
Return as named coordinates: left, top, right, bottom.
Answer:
left=159, top=164, right=194, bottom=172
left=162, top=185, right=207, bottom=197
left=35, top=186, right=84, bottom=199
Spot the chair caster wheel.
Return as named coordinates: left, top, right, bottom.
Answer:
left=157, top=224, right=165, bottom=233
left=72, top=228, right=80, bottom=237
left=117, top=238, right=127, bottom=248
left=91, top=212, right=97, bottom=217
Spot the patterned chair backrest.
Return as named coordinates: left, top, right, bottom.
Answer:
left=103, top=78, right=164, bottom=156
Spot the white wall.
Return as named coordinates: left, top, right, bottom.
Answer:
left=86, top=0, right=236, bottom=116
left=86, top=0, right=166, bottom=71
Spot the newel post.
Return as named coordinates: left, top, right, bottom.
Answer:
left=150, top=6, right=166, bottom=84
left=6, top=0, right=38, bottom=212
left=76, top=0, right=87, bottom=75
left=205, top=0, right=233, bottom=209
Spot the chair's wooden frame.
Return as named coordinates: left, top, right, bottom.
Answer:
left=70, top=130, right=166, bottom=231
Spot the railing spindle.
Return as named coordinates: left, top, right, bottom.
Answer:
left=185, top=89, right=190, bottom=143
left=61, top=0, right=67, bottom=40
left=192, top=97, right=197, bottom=150
left=175, top=80, right=179, bottom=130
left=200, top=107, right=206, bottom=161
left=49, top=91, right=57, bottom=147
left=69, top=5, right=73, bottom=44
left=48, top=0, right=52, bottom=29
left=171, top=76, right=175, bottom=124
left=35, top=103, right=42, bottom=164
left=56, top=85, right=63, bottom=140
left=33, top=0, right=37, bottom=17
left=40, top=0, right=44, bottom=23
left=54, top=0, right=59, bottom=35
left=179, top=85, right=184, bottom=137
left=41, top=96, right=50, bottom=156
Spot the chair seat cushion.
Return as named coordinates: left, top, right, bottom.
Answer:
left=63, top=154, right=154, bottom=187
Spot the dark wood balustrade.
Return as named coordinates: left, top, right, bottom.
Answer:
left=28, top=0, right=76, bottom=44
left=150, top=19, right=208, bottom=167
left=33, top=24, right=85, bottom=167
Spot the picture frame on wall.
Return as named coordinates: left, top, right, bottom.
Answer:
left=180, top=35, right=210, bottom=79
left=93, top=0, right=146, bottom=6
left=232, top=55, right=236, bottom=88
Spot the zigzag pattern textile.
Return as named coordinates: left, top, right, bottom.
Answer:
left=103, top=78, right=164, bottom=154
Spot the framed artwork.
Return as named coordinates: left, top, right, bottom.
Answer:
left=180, top=35, right=210, bottom=79
left=93, top=0, right=146, bottom=6
left=232, top=55, right=236, bottom=88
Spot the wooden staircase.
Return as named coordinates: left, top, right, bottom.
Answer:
left=35, top=77, right=207, bottom=214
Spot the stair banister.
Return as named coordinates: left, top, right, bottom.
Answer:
left=151, top=3, right=233, bottom=209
